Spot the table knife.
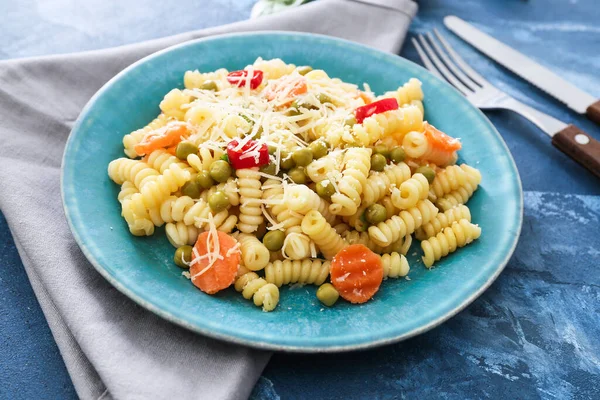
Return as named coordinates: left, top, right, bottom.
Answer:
left=444, top=16, right=600, bottom=125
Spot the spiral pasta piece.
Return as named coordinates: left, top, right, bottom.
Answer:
left=368, top=199, right=438, bottom=247
left=434, top=165, right=481, bottom=211
left=380, top=252, right=410, bottom=279
left=430, top=164, right=469, bottom=198
left=402, top=131, right=428, bottom=159
left=306, top=156, right=337, bottom=183
left=384, top=78, right=424, bottom=106
left=131, top=163, right=190, bottom=210
left=330, top=148, right=371, bottom=216
left=264, top=259, right=330, bottom=287
left=284, top=184, right=336, bottom=224
left=435, top=181, right=479, bottom=211
left=236, top=168, right=264, bottom=233
left=415, top=204, right=472, bottom=241
left=362, top=162, right=411, bottom=207
left=122, top=113, right=172, bottom=158
left=160, top=89, right=192, bottom=120
left=165, top=222, right=199, bottom=248
left=253, top=57, right=296, bottom=80
left=118, top=181, right=138, bottom=203
left=346, top=105, right=423, bottom=147
left=391, top=173, right=430, bottom=210
left=235, top=233, right=270, bottom=272
left=421, top=219, right=481, bottom=268
left=301, top=210, right=347, bottom=259
left=146, top=149, right=195, bottom=175
left=187, top=147, right=224, bottom=172
left=281, top=227, right=312, bottom=261
left=108, top=159, right=160, bottom=189
left=343, top=230, right=411, bottom=255
left=234, top=272, right=280, bottom=312
left=184, top=68, right=229, bottom=89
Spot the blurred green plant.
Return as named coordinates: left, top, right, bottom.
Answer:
left=251, top=0, right=312, bottom=18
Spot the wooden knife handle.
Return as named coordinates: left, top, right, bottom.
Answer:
left=552, top=125, right=600, bottom=178
left=587, top=100, right=600, bottom=125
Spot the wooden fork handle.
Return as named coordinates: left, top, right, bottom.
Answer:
left=587, top=100, right=600, bottom=125
left=552, top=125, right=600, bottom=178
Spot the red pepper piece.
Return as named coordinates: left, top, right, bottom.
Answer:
left=227, top=70, right=264, bottom=89
left=226, top=139, right=269, bottom=169
left=354, top=98, right=399, bottom=124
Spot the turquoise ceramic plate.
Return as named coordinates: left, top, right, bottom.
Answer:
left=62, top=32, right=522, bottom=352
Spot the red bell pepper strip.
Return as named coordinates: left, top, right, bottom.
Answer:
left=226, top=139, right=269, bottom=169
left=227, top=70, right=264, bottom=89
left=354, top=98, right=399, bottom=124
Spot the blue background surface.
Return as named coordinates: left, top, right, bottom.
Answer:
left=0, top=0, right=598, bottom=399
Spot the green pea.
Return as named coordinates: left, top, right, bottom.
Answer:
left=209, top=160, right=232, bottom=183
left=195, top=170, right=215, bottom=189
left=365, top=204, right=387, bottom=225
left=260, top=162, right=277, bottom=176
left=370, top=153, right=387, bottom=172
left=288, top=167, right=307, bottom=184
left=240, top=114, right=254, bottom=125
left=287, top=106, right=302, bottom=117
left=174, top=245, right=193, bottom=268
left=316, top=180, right=335, bottom=199
left=280, top=151, right=296, bottom=170
left=316, top=283, right=339, bottom=307
left=292, top=98, right=318, bottom=111
left=200, top=80, right=218, bottom=91
left=175, top=141, right=197, bottom=160
left=389, top=147, right=406, bottom=163
left=268, top=145, right=278, bottom=155
left=317, top=93, right=332, bottom=104
left=208, top=191, right=229, bottom=212
left=181, top=181, right=201, bottom=199
left=296, top=66, right=313, bottom=76
left=292, top=148, right=313, bottom=167
left=344, top=115, right=357, bottom=127
left=374, top=144, right=390, bottom=159
left=262, top=230, right=285, bottom=251
left=416, top=166, right=436, bottom=184
left=308, top=140, right=328, bottom=159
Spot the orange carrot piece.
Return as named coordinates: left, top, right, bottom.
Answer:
left=190, top=231, right=240, bottom=295
left=330, top=244, right=383, bottom=304
left=134, top=122, right=190, bottom=156
left=266, top=75, right=308, bottom=103
left=423, top=122, right=462, bottom=152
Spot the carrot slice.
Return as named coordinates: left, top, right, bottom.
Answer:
left=190, top=231, right=240, bottom=295
left=423, top=122, right=462, bottom=153
left=330, top=244, right=383, bottom=304
left=134, top=122, right=191, bottom=156
left=266, top=75, right=308, bottom=103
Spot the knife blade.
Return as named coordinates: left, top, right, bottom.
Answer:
left=444, top=15, right=600, bottom=125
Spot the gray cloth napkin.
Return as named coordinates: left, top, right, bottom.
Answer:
left=0, top=1, right=417, bottom=399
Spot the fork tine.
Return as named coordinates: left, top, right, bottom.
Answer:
left=416, top=34, right=472, bottom=95
left=411, top=38, right=444, bottom=80
left=425, top=32, right=479, bottom=92
left=432, top=28, right=491, bottom=87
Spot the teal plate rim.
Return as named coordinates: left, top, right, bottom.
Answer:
left=62, top=31, right=523, bottom=352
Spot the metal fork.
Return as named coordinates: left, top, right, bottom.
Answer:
left=413, top=29, right=600, bottom=178
left=413, top=29, right=566, bottom=135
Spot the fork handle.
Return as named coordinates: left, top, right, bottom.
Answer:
left=587, top=100, right=600, bottom=125
left=552, top=125, right=600, bottom=178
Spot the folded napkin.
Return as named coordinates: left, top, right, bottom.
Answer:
left=0, top=1, right=417, bottom=399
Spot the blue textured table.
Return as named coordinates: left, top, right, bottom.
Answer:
left=1, top=1, right=599, bottom=399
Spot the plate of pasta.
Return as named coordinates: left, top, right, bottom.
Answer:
left=62, top=32, right=522, bottom=351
